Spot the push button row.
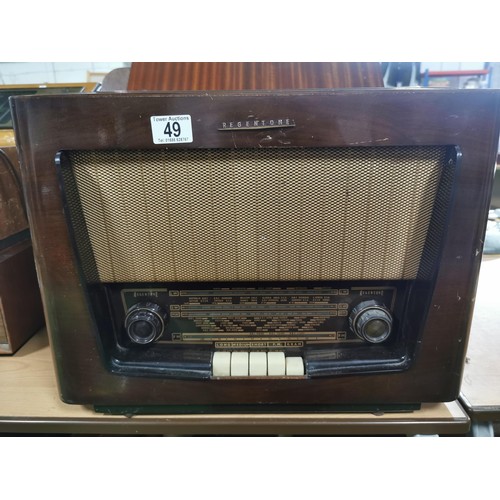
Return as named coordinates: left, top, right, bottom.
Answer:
left=212, top=351, right=305, bottom=377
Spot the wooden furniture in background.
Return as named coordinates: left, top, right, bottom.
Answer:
left=127, top=62, right=384, bottom=90
left=0, top=82, right=97, bottom=354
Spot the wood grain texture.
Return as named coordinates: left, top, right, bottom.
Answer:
left=127, top=62, right=384, bottom=90
left=0, top=147, right=27, bottom=240
left=0, top=240, right=44, bottom=353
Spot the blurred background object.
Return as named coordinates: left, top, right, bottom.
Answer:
left=0, top=62, right=129, bottom=85
left=126, top=62, right=384, bottom=91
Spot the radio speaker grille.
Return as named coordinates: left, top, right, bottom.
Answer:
left=62, top=147, right=451, bottom=283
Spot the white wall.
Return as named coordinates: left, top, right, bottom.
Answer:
left=0, top=62, right=128, bottom=85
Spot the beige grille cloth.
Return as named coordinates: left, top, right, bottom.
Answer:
left=69, top=147, right=445, bottom=283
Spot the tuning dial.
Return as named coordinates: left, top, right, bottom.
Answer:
left=124, top=302, right=168, bottom=345
left=349, top=300, right=393, bottom=344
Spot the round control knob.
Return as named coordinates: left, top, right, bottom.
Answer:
left=349, top=300, right=393, bottom=344
left=124, top=302, right=168, bottom=345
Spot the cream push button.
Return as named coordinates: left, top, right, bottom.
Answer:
left=267, top=352, right=286, bottom=376
left=249, top=352, right=268, bottom=376
left=212, top=351, right=231, bottom=377
left=285, top=356, right=305, bottom=376
left=230, top=352, right=249, bottom=376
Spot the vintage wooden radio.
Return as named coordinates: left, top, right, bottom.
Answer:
left=10, top=89, right=500, bottom=410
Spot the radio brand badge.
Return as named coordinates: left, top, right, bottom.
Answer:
left=218, top=118, right=295, bottom=131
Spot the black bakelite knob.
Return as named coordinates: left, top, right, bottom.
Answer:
left=125, top=302, right=168, bottom=345
left=349, top=300, right=393, bottom=343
